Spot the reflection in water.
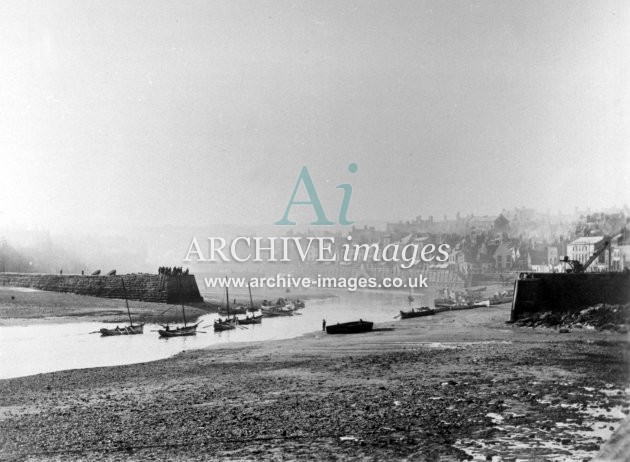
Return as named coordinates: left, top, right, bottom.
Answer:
left=0, top=290, right=428, bottom=379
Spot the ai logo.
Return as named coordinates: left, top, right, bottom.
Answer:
left=275, top=163, right=358, bottom=226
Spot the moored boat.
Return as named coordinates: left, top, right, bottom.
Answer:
left=213, top=318, right=237, bottom=331
left=100, top=278, right=144, bottom=336
left=261, top=308, right=293, bottom=317
left=399, top=306, right=435, bottom=319
left=218, top=305, right=248, bottom=315
left=326, top=319, right=373, bottom=334
left=214, top=287, right=238, bottom=332
left=100, top=323, right=145, bottom=336
left=239, top=314, right=262, bottom=325
left=158, top=276, right=198, bottom=338
left=239, top=285, right=263, bottom=325
left=158, top=323, right=200, bottom=337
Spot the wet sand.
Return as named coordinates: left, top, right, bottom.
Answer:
left=0, top=287, right=216, bottom=325
left=0, top=300, right=628, bottom=461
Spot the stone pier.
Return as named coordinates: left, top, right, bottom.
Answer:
left=0, top=272, right=203, bottom=304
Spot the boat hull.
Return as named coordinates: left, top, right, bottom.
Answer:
left=218, top=306, right=248, bottom=315
left=239, top=315, right=262, bottom=325
left=261, top=309, right=293, bottom=317
left=399, top=308, right=435, bottom=319
left=326, top=320, right=373, bottom=334
left=100, top=324, right=144, bottom=336
left=213, top=322, right=237, bottom=331
left=158, top=323, right=199, bottom=337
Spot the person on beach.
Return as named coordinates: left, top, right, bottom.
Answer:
left=322, top=319, right=326, bottom=331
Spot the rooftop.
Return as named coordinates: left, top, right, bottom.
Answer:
left=569, top=236, right=605, bottom=245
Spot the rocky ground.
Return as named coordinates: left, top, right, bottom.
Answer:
left=513, top=304, right=630, bottom=334
left=0, top=303, right=628, bottom=461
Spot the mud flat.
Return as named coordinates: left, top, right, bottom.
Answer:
left=0, top=305, right=628, bottom=461
left=0, top=287, right=216, bottom=325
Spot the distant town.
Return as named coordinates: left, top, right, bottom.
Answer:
left=0, top=206, right=628, bottom=280
left=272, top=207, right=630, bottom=287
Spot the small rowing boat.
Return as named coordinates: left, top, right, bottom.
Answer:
left=326, top=319, right=373, bottom=335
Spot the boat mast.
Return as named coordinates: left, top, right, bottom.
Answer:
left=248, top=284, right=254, bottom=311
left=226, top=286, right=230, bottom=319
left=121, top=277, right=133, bottom=327
left=179, top=275, right=187, bottom=327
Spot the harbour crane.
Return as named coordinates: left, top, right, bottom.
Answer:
left=561, top=239, right=611, bottom=273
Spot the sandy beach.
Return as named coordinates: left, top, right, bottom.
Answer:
left=0, top=287, right=217, bottom=326
left=0, top=289, right=628, bottom=461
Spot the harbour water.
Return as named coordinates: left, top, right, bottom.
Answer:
left=0, top=289, right=426, bottom=380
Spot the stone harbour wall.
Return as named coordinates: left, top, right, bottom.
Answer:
left=511, top=272, right=630, bottom=321
left=0, top=272, right=203, bottom=304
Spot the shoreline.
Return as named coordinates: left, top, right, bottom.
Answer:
left=0, top=286, right=218, bottom=325
left=1, top=301, right=628, bottom=460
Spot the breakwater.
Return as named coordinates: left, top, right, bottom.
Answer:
left=0, top=272, right=203, bottom=304
left=511, top=272, right=630, bottom=321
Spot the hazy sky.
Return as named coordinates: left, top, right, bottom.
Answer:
left=0, top=0, right=628, bottom=231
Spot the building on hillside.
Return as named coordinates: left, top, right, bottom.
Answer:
left=493, top=214, right=510, bottom=233
left=566, top=236, right=609, bottom=272
left=493, top=242, right=517, bottom=271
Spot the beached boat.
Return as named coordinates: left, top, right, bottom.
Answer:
left=261, top=297, right=295, bottom=310
left=399, top=306, right=435, bottom=319
left=214, top=287, right=237, bottom=332
left=434, top=300, right=457, bottom=309
left=239, top=314, right=262, bottom=325
left=239, top=285, right=262, bottom=325
left=326, top=320, right=373, bottom=334
left=261, top=308, right=293, bottom=317
left=100, top=323, right=145, bottom=336
left=398, top=294, right=434, bottom=319
left=218, top=305, right=248, bottom=315
left=158, top=323, right=200, bottom=337
left=213, top=319, right=237, bottom=331
left=158, top=276, right=198, bottom=338
left=100, top=278, right=144, bottom=336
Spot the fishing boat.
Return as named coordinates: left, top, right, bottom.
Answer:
left=158, top=323, right=200, bottom=337
left=261, top=307, right=293, bottom=317
left=100, top=324, right=144, bottom=336
left=214, top=287, right=237, bottom=332
left=326, top=319, right=373, bottom=334
left=218, top=305, right=248, bottom=315
left=100, top=278, right=145, bottom=336
left=213, top=318, right=237, bottom=331
left=158, top=276, right=199, bottom=337
left=399, top=306, right=435, bottom=319
left=239, top=285, right=262, bottom=325
left=398, top=293, right=435, bottom=319
left=239, top=314, right=262, bottom=325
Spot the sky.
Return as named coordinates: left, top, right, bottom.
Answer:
left=0, top=0, right=628, bottom=232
